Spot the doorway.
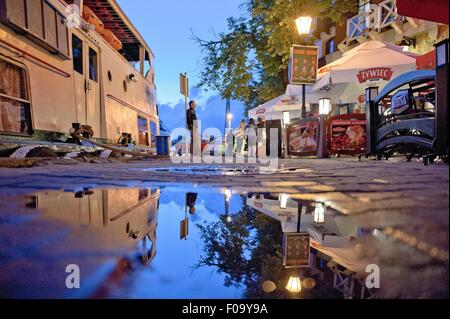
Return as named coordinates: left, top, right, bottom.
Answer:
left=72, top=32, right=101, bottom=138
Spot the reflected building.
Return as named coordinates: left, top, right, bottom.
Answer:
left=28, top=188, right=160, bottom=264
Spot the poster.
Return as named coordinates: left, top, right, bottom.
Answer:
left=328, top=114, right=367, bottom=155
left=290, top=45, right=319, bottom=85
left=391, top=89, right=410, bottom=115
left=287, top=118, right=319, bottom=156
left=283, top=233, right=311, bottom=268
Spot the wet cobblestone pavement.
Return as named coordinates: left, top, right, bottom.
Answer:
left=0, top=158, right=448, bottom=298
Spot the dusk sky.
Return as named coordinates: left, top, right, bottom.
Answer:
left=117, top=0, right=246, bottom=132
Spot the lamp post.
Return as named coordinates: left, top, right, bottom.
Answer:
left=283, top=111, right=290, bottom=159
left=365, top=87, right=379, bottom=156
left=295, top=16, right=313, bottom=119
left=317, top=98, right=331, bottom=159
left=434, top=39, right=449, bottom=156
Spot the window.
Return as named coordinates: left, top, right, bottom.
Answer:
left=72, top=35, right=83, bottom=74
left=150, top=120, right=158, bottom=148
left=138, top=116, right=149, bottom=146
left=1, top=0, right=69, bottom=58
left=89, top=48, right=98, bottom=82
left=0, top=57, right=32, bottom=134
left=138, top=189, right=149, bottom=201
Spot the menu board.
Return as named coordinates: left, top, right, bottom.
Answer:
left=283, top=233, right=311, bottom=268
left=287, top=118, right=320, bottom=156
left=328, top=114, right=367, bottom=155
left=290, top=45, right=319, bottom=85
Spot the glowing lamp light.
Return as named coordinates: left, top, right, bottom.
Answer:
left=224, top=189, right=232, bottom=202
left=279, top=194, right=289, bottom=209
left=295, top=16, right=313, bottom=35
left=314, top=202, right=326, bottom=224
left=283, top=111, right=291, bottom=126
left=286, top=276, right=302, bottom=293
left=319, top=98, right=331, bottom=115
left=227, top=113, right=233, bottom=121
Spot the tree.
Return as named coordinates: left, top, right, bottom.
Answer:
left=194, top=0, right=357, bottom=114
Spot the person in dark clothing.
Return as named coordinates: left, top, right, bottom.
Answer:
left=186, top=100, right=198, bottom=156
left=186, top=192, right=198, bottom=215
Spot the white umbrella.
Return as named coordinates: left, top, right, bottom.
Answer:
left=313, top=40, right=417, bottom=92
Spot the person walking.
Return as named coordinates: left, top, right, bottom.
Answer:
left=257, top=117, right=267, bottom=158
left=186, top=100, right=199, bottom=156
left=234, top=119, right=246, bottom=158
left=245, top=118, right=258, bottom=159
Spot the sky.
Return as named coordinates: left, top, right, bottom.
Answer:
left=117, top=0, right=247, bottom=132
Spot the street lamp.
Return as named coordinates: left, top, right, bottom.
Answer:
left=319, top=98, right=331, bottom=115
left=227, top=113, right=233, bottom=129
left=286, top=275, right=302, bottom=293
left=295, top=16, right=313, bottom=35
left=318, top=98, right=331, bottom=159
left=283, top=111, right=291, bottom=127
left=295, top=16, right=313, bottom=119
left=313, top=202, right=326, bottom=224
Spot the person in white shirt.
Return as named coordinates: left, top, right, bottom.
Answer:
left=245, top=119, right=258, bottom=160
left=234, top=119, right=246, bottom=157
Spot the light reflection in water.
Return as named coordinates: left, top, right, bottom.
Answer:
left=0, top=187, right=447, bottom=299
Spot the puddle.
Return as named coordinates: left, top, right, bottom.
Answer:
left=0, top=185, right=447, bottom=299
left=133, top=165, right=253, bottom=176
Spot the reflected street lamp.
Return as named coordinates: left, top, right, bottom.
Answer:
left=286, top=275, right=302, bottom=293
left=314, top=202, right=326, bottom=224
left=279, top=193, right=289, bottom=209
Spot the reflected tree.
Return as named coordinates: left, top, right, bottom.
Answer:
left=196, top=196, right=342, bottom=299
left=196, top=196, right=290, bottom=298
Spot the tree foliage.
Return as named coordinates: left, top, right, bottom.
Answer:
left=194, top=0, right=357, bottom=113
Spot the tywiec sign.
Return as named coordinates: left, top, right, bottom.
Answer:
left=357, top=67, right=393, bottom=83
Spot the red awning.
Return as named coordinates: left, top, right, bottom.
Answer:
left=396, top=0, right=448, bottom=24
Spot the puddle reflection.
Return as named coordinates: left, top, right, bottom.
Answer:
left=0, top=186, right=447, bottom=299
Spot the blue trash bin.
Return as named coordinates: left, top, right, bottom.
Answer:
left=156, top=135, right=170, bottom=156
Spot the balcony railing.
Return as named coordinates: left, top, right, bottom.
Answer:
left=346, top=0, right=403, bottom=42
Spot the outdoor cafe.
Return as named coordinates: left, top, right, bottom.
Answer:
left=249, top=39, right=446, bottom=161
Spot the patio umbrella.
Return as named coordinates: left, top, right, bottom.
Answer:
left=313, top=40, right=418, bottom=92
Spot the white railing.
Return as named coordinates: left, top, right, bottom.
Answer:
left=376, top=0, right=400, bottom=30
left=346, top=0, right=402, bottom=42
left=347, top=3, right=378, bottom=41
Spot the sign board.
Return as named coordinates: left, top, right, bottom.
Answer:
left=357, top=67, right=393, bottom=84
left=180, top=218, right=189, bottom=240
left=327, top=114, right=367, bottom=155
left=283, top=233, right=311, bottom=268
left=287, top=118, right=320, bottom=156
left=390, top=89, right=410, bottom=115
left=180, top=73, right=189, bottom=97
left=289, top=45, right=319, bottom=85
